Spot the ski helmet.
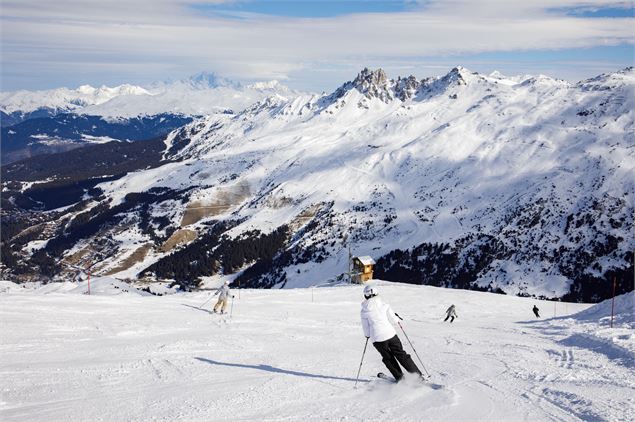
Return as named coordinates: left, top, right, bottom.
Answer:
left=363, top=285, right=378, bottom=299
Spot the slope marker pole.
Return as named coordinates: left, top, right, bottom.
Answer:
left=610, top=276, right=616, bottom=328
left=87, top=265, right=91, bottom=296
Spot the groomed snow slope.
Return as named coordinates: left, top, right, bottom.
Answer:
left=1, top=281, right=633, bottom=421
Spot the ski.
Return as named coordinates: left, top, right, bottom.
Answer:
left=377, top=372, right=397, bottom=383
left=376, top=372, right=444, bottom=389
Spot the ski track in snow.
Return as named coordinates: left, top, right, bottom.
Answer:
left=1, top=282, right=633, bottom=422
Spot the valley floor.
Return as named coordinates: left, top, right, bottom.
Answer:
left=1, top=280, right=633, bottom=421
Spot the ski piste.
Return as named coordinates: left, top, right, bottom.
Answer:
left=1, top=280, right=632, bottom=420
left=377, top=372, right=444, bottom=390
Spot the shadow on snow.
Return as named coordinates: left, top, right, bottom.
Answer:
left=194, top=357, right=365, bottom=383
left=181, top=303, right=216, bottom=315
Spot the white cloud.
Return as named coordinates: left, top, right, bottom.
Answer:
left=1, top=0, right=633, bottom=89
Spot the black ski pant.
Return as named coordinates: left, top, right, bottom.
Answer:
left=444, top=315, right=455, bottom=323
left=373, top=335, right=421, bottom=381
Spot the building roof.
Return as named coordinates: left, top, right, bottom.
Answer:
left=355, top=256, right=376, bottom=265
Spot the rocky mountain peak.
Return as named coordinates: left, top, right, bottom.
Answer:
left=351, top=67, right=394, bottom=102
left=353, top=67, right=389, bottom=88
left=394, top=75, right=421, bottom=101
left=442, top=66, right=472, bottom=86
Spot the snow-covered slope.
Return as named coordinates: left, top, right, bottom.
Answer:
left=0, top=281, right=632, bottom=421
left=31, top=276, right=151, bottom=296
left=0, top=72, right=298, bottom=121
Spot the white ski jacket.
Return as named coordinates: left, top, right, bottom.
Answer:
left=360, top=296, right=398, bottom=343
left=215, top=284, right=230, bottom=300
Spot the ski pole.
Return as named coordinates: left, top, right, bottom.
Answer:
left=200, top=292, right=215, bottom=308
left=354, top=337, right=369, bottom=389
left=230, top=295, right=234, bottom=319
left=397, top=321, right=431, bottom=378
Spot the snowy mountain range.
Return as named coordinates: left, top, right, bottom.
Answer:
left=2, top=66, right=633, bottom=302
left=0, top=72, right=295, bottom=120
left=0, top=72, right=297, bottom=163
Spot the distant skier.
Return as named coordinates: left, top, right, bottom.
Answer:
left=444, top=304, right=458, bottom=323
left=360, top=285, right=422, bottom=382
left=213, top=281, right=233, bottom=314
left=533, top=305, right=540, bottom=318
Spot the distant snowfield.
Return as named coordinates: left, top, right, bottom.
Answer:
left=1, top=279, right=633, bottom=422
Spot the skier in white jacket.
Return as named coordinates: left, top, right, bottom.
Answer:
left=213, top=281, right=233, bottom=314
left=360, top=285, right=422, bottom=382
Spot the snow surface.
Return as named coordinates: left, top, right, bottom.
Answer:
left=1, top=280, right=632, bottom=421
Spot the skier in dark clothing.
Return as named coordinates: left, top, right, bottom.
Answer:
left=533, top=305, right=540, bottom=318
left=360, top=285, right=422, bottom=382
left=444, top=304, right=458, bottom=323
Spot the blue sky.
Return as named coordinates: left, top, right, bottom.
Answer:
left=193, top=0, right=421, bottom=18
left=197, top=1, right=635, bottom=19
left=1, top=0, right=633, bottom=92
